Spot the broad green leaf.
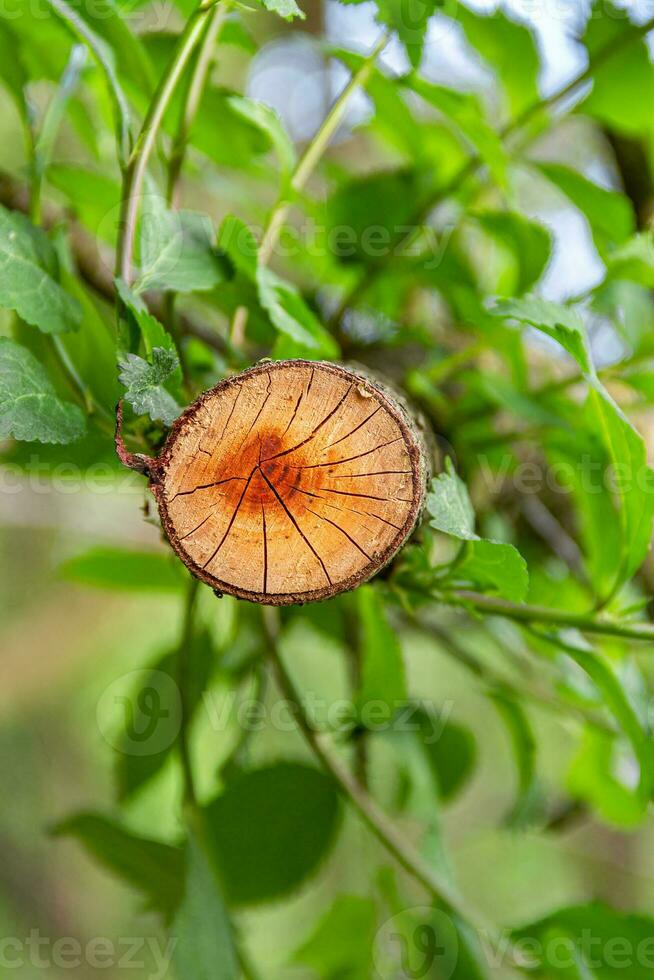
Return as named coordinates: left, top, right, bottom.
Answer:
left=294, top=896, right=377, bottom=979
left=218, top=214, right=259, bottom=281
left=454, top=5, right=540, bottom=117
left=256, top=267, right=338, bottom=356
left=186, top=87, right=271, bottom=171
left=118, top=348, right=181, bottom=425
left=0, top=338, right=86, bottom=444
left=203, top=763, right=341, bottom=904
left=355, top=585, right=406, bottom=719
left=582, top=8, right=654, bottom=137
left=228, top=95, right=296, bottom=183
left=0, top=206, right=82, bottom=334
left=116, top=630, right=215, bottom=801
left=536, top=162, right=635, bottom=257
left=493, top=296, right=592, bottom=374
left=428, top=459, right=529, bottom=601
left=452, top=539, right=529, bottom=603
left=414, top=709, right=476, bottom=802
left=427, top=458, right=476, bottom=540
left=259, top=0, right=305, bottom=20
left=116, top=285, right=182, bottom=392
left=48, top=164, right=121, bottom=243
left=490, top=693, right=541, bottom=828
left=136, top=193, right=226, bottom=294
left=470, top=211, right=551, bottom=295
left=171, top=833, right=237, bottom=980
left=405, top=76, right=508, bottom=187
left=513, top=902, right=654, bottom=978
left=59, top=546, right=185, bottom=591
left=52, top=812, right=184, bottom=923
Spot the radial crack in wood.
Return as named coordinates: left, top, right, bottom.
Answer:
left=149, top=360, right=428, bottom=604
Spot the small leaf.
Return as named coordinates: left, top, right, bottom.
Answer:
left=294, top=896, right=377, bottom=978
left=0, top=338, right=86, bottom=444
left=257, top=267, right=338, bottom=356
left=0, top=205, right=82, bottom=334
left=171, top=832, right=238, bottom=980
left=218, top=214, right=259, bottom=281
left=493, top=296, right=592, bottom=374
left=259, top=0, right=305, bottom=20
left=536, top=162, right=635, bottom=257
left=427, top=458, right=476, bottom=540
left=228, top=95, right=296, bottom=183
left=52, top=812, right=184, bottom=923
left=470, top=211, right=551, bottom=295
left=203, top=763, right=341, bottom=905
left=414, top=709, right=476, bottom=802
left=374, top=0, right=439, bottom=69
left=455, top=4, right=540, bottom=117
left=136, top=192, right=226, bottom=294
left=59, top=546, right=185, bottom=591
left=118, top=347, right=181, bottom=425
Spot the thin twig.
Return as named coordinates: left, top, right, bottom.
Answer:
left=116, top=0, right=219, bottom=285
left=262, top=606, right=470, bottom=919
left=229, top=31, right=390, bottom=346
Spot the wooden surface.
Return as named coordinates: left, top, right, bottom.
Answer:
left=153, top=360, right=426, bottom=604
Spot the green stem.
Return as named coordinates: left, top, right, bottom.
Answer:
left=177, top=577, right=201, bottom=806
left=262, top=607, right=471, bottom=920
left=167, top=3, right=229, bottom=208
left=44, top=0, right=133, bottom=167
left=430, top=589, right=654, bottom=642
left=331, top=14, right=654, bottom=327
left=116, top=0, right=219, bottom=287
left=229, top=30, right=389, bottom=345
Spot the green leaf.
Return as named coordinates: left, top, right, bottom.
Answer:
left=493, top=296, right=592, bottom=374
left=203, top=763, right=341, bottom=905
left=428, top=459, right=528, bottom=601
left=118, top=347, right=181, bottom=425
left=171, top=832, right=237, bottom=980
left=228, top=95, right=296, bottom=184
left=606, top=233, right=654, bottom=287
left=427, top=457, right=477, bottom=540
left=256, top=268, right=339, bottom=356
left=52, top=812, right=184, bottom=923
left=405, top=76, right=508, bottom=187
left=470, top=211, right=552, bottom=295
left=536, top=162, right=635, bottom=257
left=374, top=0, right=439, bottom=69
left=454, top=5, right=540, bottom=117
left=0, top=22, right=29, bottom=123
left=116, top=631, right=215, bottom=801
left=415, top=709, right=476, bottom=803
left=513, top=902, right=654, bottom=978
left=259, top=0, right=305, bottom=20
left=355, top=585, right=406, bottom=719
left=0, top=338, right=86, bottom=444
left=59, top=546, right=185, bottom=591
left=453, top=539, right=529, bottom=603
left=136, top=193, right=226, bottom=294
left=294, top=896, right=377, bottom=979
left=0, top=206, right=82, bottom=334
left=569, top=728, right=646, bottom=828
left=218, top=214, right=259, bottom=281
left=490, top=693, right=541, bottom=828
left=582, top=8, right=654, bottom=137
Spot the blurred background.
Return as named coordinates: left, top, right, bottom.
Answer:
left=3, top=0, right=654, bottom=976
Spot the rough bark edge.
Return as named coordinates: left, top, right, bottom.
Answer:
left=147, top=359, right=428, bottom=605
